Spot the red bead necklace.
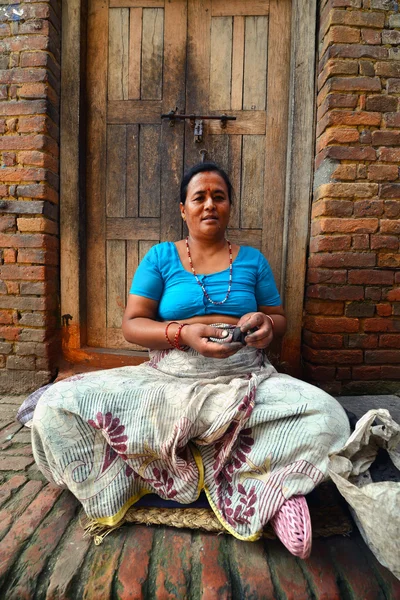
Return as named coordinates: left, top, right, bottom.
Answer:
left=185, top=236, right=233, bottom=305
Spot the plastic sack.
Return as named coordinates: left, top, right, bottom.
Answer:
left=328, top=409, right=400, bottom=580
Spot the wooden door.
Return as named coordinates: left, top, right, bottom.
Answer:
left=86, top=0, right=291, bottom=351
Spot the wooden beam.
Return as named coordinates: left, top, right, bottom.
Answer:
left=108, top=100, right=162, bottom=123
left=262, top=0, right=291, bottom=286
left=110, top=0, right=164, bottom=7
left=212, top=0, right=269, bottom=16
left=106, top=217, right=160, bottom=240
left=60, top=0, right=85, bottom=350
left=280, top=0, right=317, bottom=375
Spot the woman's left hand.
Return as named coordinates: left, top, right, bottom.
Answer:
left=236, top=312, right=274, bottom=349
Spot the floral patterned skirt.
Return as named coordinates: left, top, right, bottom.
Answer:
left=31, top=347, right=350, bottom=540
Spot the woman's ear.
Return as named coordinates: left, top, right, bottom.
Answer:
left=180, top=202, right=186, bottom=221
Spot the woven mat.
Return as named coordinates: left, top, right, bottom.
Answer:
left=124, top=481, right=353, bottom=538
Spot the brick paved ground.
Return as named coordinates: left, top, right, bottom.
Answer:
left=1, top=394, right=400, bottom=600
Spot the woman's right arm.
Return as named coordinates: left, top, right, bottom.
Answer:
left=122, top=295, right=241, bottom=356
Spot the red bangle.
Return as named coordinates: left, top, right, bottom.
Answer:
left=265, top=314, right=274, bottom=331
left=174, top=323, right=189, bottom=351
left=165, top=321, right=178, bottom=348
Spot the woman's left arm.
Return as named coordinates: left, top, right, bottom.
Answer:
left=236, top=306, right=286, bottom=349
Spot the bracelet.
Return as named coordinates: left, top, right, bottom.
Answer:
left=165, top=321, right=178, bottom=348
left=265, top=314, right=275, bottom=332
left=174, top=323, right=189, bottom=351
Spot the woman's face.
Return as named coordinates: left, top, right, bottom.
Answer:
left=180, top=171, right=231, bottom=239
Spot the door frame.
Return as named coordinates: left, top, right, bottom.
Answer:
left=60, top=0, right=317, bottom=373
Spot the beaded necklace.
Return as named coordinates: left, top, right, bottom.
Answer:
left=185, top=236, right=233, bottom=305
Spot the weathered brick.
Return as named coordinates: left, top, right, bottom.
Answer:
left=0, top=216, right=16, bottom=233
left=0, top=475, right=27, bottom=509
left=0, top=264, right=46, bottom=281
left=330, top=9, right=385, bottom=28
left=380, top=184, right=400, bottom=198
left=321, top=146, right=377, bottom=163
left=309, top=252, right=375, bottom=268
left=310, top=235, right=351, bottom=252
left=392, top=303, right=400, bottom=316
left=7, top=355, right=36, bottom=370
left=307, top=284, right=364, bottom=301
left=352, top=365, right=381, bottom=379
left=361, top=28, right=381, bottom=45
left=304, top=315, right=360, bottom=333
left=378, top=253, right=400, bottom=267
left=382, top=30, right=400, bottom=45
left=380, top=219, right=400, bottom=234
left=46, top=519, right=92, bottom=600
left=384, top=112, right=400, bottom=128
left=352, top=234, right=370, bottom=249
left=348, top=334, right=378, bottom=348
left=318, top=58, right=359, bottom=89
left=387, top=78, right=400, bottom=94
left=327, top=73, right=381, bottom=91
left=366, top=349, right=400, bottom=363
left=18, top=149, right=59, bottom=172
left=371, top=235, right=399, bottom=250
left=3, top=248, right=17, bottom=263
left=372, top=131, right=400, bottom=147
left=316, top=182, right=379, bottom=199
left=304, top=299, right=344, bottom=315
left=18, top=328, right=49, bottom=343
left=359, top=60, right=375, bottom=77
left=345, top=302, right=375, bottom=317
left=312, top=199, right=353, bottom=218
left=0, top=485, right=62, bottom=581
left=368, top=164, right=398, bottom=181
left=0, top=455, right=34, bottom=471
left=348, top=269, right=394, bottom=284
left=336, top=366, right=351, bottom=379
left=381, top=365, right=400, bottom=378
left=353, top=201, right=384, bottom=218
left=307, top=268, right=347, bottom=284
left=324, top=42, right=388, bottom=60
left=366, top=96, right=398, bottom=114
left=304, top=363, right=337, bottom=381
left=379, top=334, right=400, bottom=348
left=303, top=346, right=363, bottom=364
left=323, top=25, right=361, bottom=46
left=317, top=92, right=358, bottom=120
left=317, top=127, right=360, bottom=152
left=376, top=303, right=392, bottom=317
left=376, top=62, right=400, bottom=78
left=303, top=331, right=344, bottom=348
left=0, top=326, right=21, bottom=340
left=0, top=310, right=14, bottom=325
left=312, top=218, right=379, bottom=235
left=364, top=318, right=400, bottom=332
left=386, top=288, right=400, bottom=301
left=332, top=164, right=357, bottom=180
left=365, top=287, right=382, bottom=301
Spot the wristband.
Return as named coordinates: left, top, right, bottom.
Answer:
left=174, top=323, right=189, bottom=351
left=165, top=321, right=178, bottom=348
left=264, top=314, right=275, bottom=332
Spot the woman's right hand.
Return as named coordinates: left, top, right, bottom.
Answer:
left=180, top=324, right=242, bottom=359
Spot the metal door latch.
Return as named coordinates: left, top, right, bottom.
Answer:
left=194, top=119, right=203, bottom=142
left=161, top=109, right=236, bottom=143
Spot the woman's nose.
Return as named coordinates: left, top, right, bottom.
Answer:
left=204, top=195, right=215, bottom=209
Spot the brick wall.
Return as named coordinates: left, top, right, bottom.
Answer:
left=304, top=0, right=400, bottom=395
left=0, top=1, right=61, bottom=393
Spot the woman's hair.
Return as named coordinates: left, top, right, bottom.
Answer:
left=180, top=162, right=233, bottom=205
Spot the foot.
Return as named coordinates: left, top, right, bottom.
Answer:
left=270, top=495, right=312, bottom=559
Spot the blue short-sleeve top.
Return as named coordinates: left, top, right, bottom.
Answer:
left=129, top=242, right=281, bottom=321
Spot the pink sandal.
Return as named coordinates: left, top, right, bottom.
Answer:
left=270, top=495, right=312, bottom=559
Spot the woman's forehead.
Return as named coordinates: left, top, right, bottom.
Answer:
left=187, top=171, right=228, bottom=194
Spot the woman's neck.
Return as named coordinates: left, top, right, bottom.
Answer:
left=186, top=234, right=227, bottom=256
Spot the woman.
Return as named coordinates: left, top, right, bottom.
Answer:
left=31, top=163, right=350, bottom=558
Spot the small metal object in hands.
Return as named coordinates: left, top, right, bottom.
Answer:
left=208, top=324, right=258, bottom=345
